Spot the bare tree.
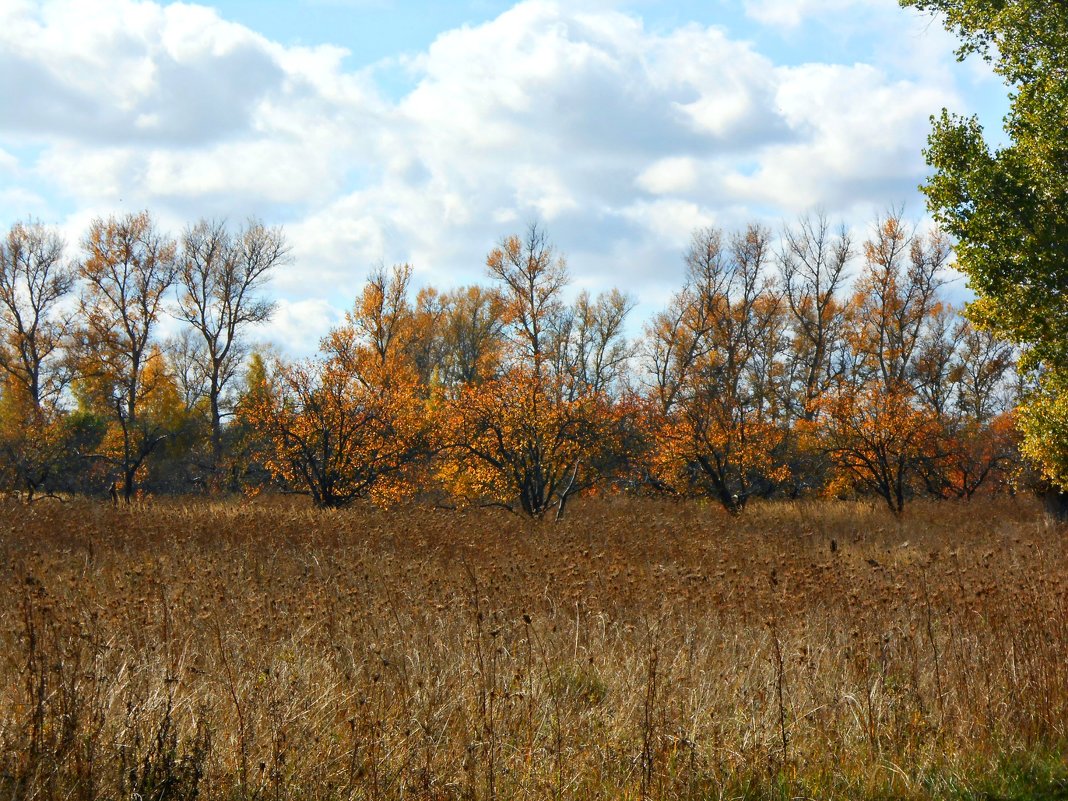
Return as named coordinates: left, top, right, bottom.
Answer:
left=778, top=211, right=852, bottom=420
left=407, top=284, right=507, bottom=388
left=440, top=285, right=507, bottom=386
left=819, top=211, right=954, bottom=513
left=176, top=218, right=287, bottom=474
left=165, top=328, right=211, bottom=413
left=912, top=313, right=1019, bottom=499
left=350, top=263, right=413, bottom=369
left=852, top=209, right=950, bottom=390
left=911, top=303, right=966, bottom=419
left=645, top=224, right=788, bottom=513
left=953, top=321, right=1016, bottom=423
left=550, top=288, right=635, bottom=399
left=486, top=222, right=569, bottom=372
left=0, top=221, right=76, bottom=499
left=0, top=220, right=74, bottom=407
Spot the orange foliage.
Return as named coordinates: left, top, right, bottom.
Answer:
left=243, top=353, right=430, bottom=508
left=440, top=224, right=631, bottom=518
left=931, top=412, right=1020, bottom=499
left=438, top=366, right=621, bottom=518
left=645, top=225, right=790, bottom=513
left=650, top=399, right=788, bottom=515
left=819, top=380, right=942, bottom=514
left=243, top=265, right=433, bottom=508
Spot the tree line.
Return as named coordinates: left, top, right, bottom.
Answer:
left=0, top=209, right=1028, bottom=516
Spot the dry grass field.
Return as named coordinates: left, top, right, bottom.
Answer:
left=1, top=497, right=1066, bottom=800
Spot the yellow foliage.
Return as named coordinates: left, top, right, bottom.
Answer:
left=0, top=375, right=68, bottom=498
left=1017, top=373, right=1068, bottom=491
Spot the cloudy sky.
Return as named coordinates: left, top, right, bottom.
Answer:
left=0, top=0, right=1007, bottom=352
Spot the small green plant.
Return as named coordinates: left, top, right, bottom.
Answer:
left=555, top=665, right=609, bottom=709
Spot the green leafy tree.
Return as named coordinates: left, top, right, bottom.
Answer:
left=902, top=0, right=1068, bottom=512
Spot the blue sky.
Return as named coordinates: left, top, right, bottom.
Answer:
left=0, top=0, right=1009, bottom=352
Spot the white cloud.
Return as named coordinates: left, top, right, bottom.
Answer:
left=621, top=199, right=717, bottom=246
left=0, top=0, right=983, bottom=349
left=35, top=146, right=136, bottom=203
left=721, top=62, right=955, bottom=212
left=0, top=1, right=290, bottom=144
left=744, top=0, right=887, bottom=29
left=254, top=298, right=345, bottom=356
left=0, top=187, right=50, bottom=222
left=512, top=165, right=579, bottom=220
left=0, top=147, right=18, bottom=174
left=637, top=157, right=699, bottom=195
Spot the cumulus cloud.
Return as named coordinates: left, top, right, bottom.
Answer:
left=254, top=298, right=346, bottom=355
left=2, top=0, right=382, bottom=215
left=0, top=148, right=18, bottom=174
left=637, top=158, right=700, bottom=195
left=0, top=0, right=977, bottom=352
left=743, top=0, right=887, bottom=29
left=722, top=62, right=954, bottom=211
left=0, top=1, right=284, bottom=144
left=621, top=199, right=718, bottom=247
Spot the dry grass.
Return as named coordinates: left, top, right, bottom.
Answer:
left=1, top=496, right=1066, bottom=800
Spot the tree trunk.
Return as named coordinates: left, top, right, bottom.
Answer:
left=123, top=466, right=136, bottom=504
left=210, top=374, right=223, bottom=476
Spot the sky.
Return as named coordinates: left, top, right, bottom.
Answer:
left=0, top=0, right=1010, bottom=353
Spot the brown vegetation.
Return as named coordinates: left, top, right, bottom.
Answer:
left=1, top=497, right=1066, bottom=800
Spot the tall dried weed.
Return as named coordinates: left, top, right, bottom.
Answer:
left=0, top=497, right=1065, bottom=800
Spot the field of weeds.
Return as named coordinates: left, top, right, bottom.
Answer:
left=1, top=497, right=1066, bottom=801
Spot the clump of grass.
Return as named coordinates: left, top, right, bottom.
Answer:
left=0, top=495, right=1064, bottom=799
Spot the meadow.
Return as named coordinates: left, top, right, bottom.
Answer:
left=1, top=497, right=1066, bottom=800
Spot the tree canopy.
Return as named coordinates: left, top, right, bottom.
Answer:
left=0, top=211, right=1026, bottom=515
left=901, top=0, right=1068, bottom=494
